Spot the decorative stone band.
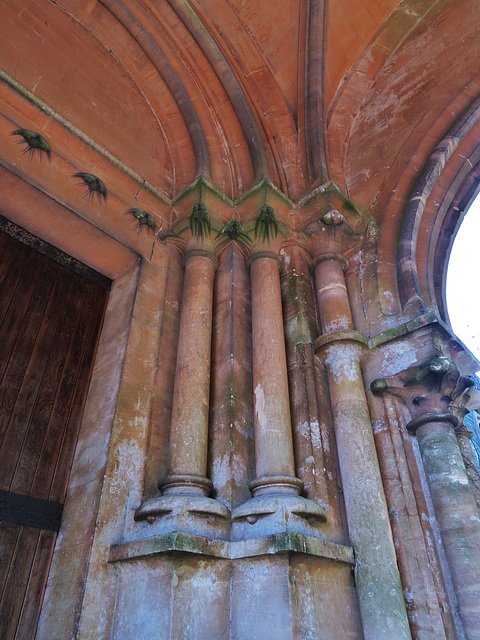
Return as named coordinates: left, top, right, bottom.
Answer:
left=182, top=248, right=219, bottom=269
left=159, top=473, right=213, bottom=496
left=249, top=474, right=304, bottom=497
left=109, top=531, right=353, bottom=564
left=246, top=250, right=282, bottom=270
left=313, top=328, right=368, bottom=353
left=310, top=252, right=347, bottom=271
left=406, top=411, right=459, bottom=435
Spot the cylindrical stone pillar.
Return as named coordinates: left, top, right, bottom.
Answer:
left=160, top=248, right=218, bottom=496
left=313, top=253, right=352, bottom=332
left=313, top=253, right=411, bottom=640
left=231, top=250, right=327, bottom=533
left=408, top=413, right=480, bottom=640
left=248, top=251, right=302, bottom=496
left=135, top=244, right=230, bottom=531
left=455, top=423, right=480, bottom=511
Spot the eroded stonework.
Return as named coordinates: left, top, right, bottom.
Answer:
left=1, top=2, right=480, bottom=639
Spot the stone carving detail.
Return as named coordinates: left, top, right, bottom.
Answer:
left=371, top=356, right=477, bottom=431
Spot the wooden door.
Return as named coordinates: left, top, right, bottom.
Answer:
left=0, top=228, right=108, bottom=639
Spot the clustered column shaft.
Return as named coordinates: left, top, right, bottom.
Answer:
left=371, top=355, right=480, bottom=639
left=135, top=247, right=229, bottom=529
left=408, top=414, right=480, bottom=640
left=160, top=249, right=217, bottom=496
left=312, top=253, right=412, bottom=640
left=231, top=248, right=326, bottom=532
left=249, top=251, right=302, bottom=496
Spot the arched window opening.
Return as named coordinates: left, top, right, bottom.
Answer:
left=446, top=192, right=480, bottom=464
left=446, top=193, right=480, bottom=364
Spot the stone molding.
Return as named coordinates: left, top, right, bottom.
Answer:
left=314, top=328, right=368, bottom=353
left=133, top=496, right=224, bottom=533
left=109, top=531, right=353, bottom=564
left=406, top=412, right=458, bottom=435
left=230, top=494, right=327, bottom=542
left=246, top=249, right=282, bottom=270
left=182, top=248, right=219, bottom=269
left=310, top=252, right=346, bottom=270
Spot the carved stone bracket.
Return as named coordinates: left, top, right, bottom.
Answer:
left=370, top=356, right=475, bottom=430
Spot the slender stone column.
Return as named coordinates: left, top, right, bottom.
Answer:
left=313, top=252, right=411, bottom=640
left=162, top=249, right=217, bottom=495
left=280, top=241, right=331, bottom=512
left=408, top=413, right=480, bottom=640
left=313, top=253, right=352, bottom=332
left=369, top=393, right=453, bottom=640
left=456, top=423, right=480, bottom=511
left=249, top=251, right=301, bottom=494
left=209, top=242, right=254, bottom=510
left=136, top=248, right=230, bottom=532
left=371, top=357, right=480, bottom=639
left=232, top=251, right=326, bottom=537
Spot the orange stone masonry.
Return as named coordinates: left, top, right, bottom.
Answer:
left=1, top=2, right=480, bottom=639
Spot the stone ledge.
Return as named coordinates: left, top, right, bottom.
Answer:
left=368, top=311, right=438, bottom=348
left=108, top=531, right=354, bottom=564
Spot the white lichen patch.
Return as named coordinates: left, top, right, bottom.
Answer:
left=310, top=419, right=323, bottom=450
left=325, top=347, right=360, bottom=382
left=297, top=420, right=310, bottom=437
left=318, top=282, right=347, bottom=294
left=109, top=439, right=143, bottom=498
left=254, top=383, right=266, bottom=428
left=380, top=341, right=418, bottom=376
left=211, top=451, right=247, bottom=489
left=324, top=317, right=349, bottom=333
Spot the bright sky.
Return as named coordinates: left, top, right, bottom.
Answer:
left=446, top=193, right=480, bottom=366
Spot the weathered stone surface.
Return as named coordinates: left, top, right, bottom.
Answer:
left=2, top=3, right=480, bottom=639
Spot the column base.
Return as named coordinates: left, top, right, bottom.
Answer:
left=159, top=473, right=213, bottom=496
left=249, top=474, right=304, bottom=497
left=135, top=474, right=231, bottom=540
left=135, top=494, right=231, bottom=540
left=231, top=492, right=327, bottom=541
left=110, top=531, right=354, bottom=564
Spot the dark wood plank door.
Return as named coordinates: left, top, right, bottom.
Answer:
left=0, top=230, right=108, bottom=640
